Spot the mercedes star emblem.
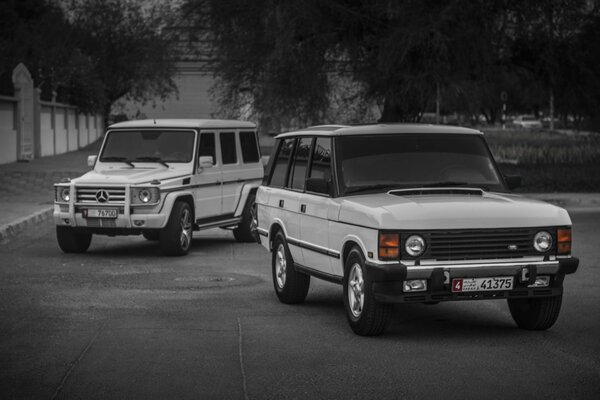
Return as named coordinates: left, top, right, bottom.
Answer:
left=96, top=190, right=110, bottom=203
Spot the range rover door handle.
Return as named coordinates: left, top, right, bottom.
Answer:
left=300, top=204, right=306, bottom=213
left=279, top=199, right=284, bottom=208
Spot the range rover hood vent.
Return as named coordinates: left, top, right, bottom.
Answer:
left=388, top=188, right=484, bottom=197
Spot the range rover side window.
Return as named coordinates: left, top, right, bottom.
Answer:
left=240, top=131, right=260, bottom=163
left=308, top=137, right=332, bottom=183
left=269, top=138, right=296, bottom=187
left=220, top=132, right=237, bottom=164
left=198, top=132, right=216, bottom=163
left=290, top=137, right=313, bottom=190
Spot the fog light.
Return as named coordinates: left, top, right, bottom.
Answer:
left=133, top=220, right=145, bottom=227
left=528, top=275, right=550, bottom=288
left=403, top=279, right=427, bottom=292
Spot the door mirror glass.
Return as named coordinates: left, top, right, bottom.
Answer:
left=306, top=177, right=330, bottom=195
left=87, top=155, right=97, bottom=167
left=504, top=174, right=522, bottom=190
left=199, top=155, right=214, bottom=169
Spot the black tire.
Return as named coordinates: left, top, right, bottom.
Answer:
left=233, top=193, right=257, bottom=243
left=142, top=230, right=160, bottom=241
left=56, top=226, right=92, bottom=253
left=508, top=295, right=563, bottom=330
left=343, top=247, right=392, bottom=336
left=159, top=201, right=193, bottom=256
left=272, top=231, right=310, bottom=304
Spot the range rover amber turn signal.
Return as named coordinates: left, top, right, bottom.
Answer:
left=557, top=228, right=572, bottom=255
left=379, top=232, right=400, bottom=260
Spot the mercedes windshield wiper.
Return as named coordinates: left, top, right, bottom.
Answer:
left=134, top=156, right=170, bottom=167
left=101, top=156, right=134, bottom=167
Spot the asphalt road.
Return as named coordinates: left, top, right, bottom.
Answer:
left=1, top=209, right=599, bottom=400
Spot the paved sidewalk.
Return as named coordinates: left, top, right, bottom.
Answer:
left=1, top=144, right=599, bottom=242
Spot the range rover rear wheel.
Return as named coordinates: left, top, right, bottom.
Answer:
left=56, top=226, right=92, bottom=253
left=343, top=247, right=392, bottom=336
left=272, top=231, right=310, bottom=304
left=507, top=295, right=563, bottom=330
left=233, top=193, right=257, bottom=243
left=160, top=201, right=193, bottom=256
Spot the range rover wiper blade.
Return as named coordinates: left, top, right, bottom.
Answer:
left=101, top=156, right=134, bottom=167
left=344, top=184, right=404, bottom=194
left=419, top=181, right=490, bottom=191
left=135, top=156, right=169, bottom=167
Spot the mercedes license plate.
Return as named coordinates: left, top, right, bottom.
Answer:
left=452, top=277, right=513, bottom=293
left=83, top=208, right=118, bottom=219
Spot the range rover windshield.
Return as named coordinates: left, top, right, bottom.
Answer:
left=336, top=133, right=505, bottom=194
left=100, top=130, right=195, bottom=164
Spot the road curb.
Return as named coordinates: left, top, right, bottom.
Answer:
left=0, top=206, right=53, bottom=243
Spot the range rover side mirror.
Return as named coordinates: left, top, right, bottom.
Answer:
left=306, top=177, right=330, bottom=195
left=198, top=156, right=214, bottom=169
left=87, top=155, right=97, bottom=167
left=504, top=174, right=522, bottom=190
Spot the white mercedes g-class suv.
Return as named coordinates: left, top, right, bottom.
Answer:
left=256, top=124, right=579, bottom=336
left=54, top=119, right=262, bottom=256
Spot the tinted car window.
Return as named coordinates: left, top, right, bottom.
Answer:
left=337, top=134, right=503, bottom=193
left=240, top=131, right=260, bottom=163
left=100, top=130, right=195, bottom=163
left=269, top=138, right=296, bottom=187
left=198, top=132, right=216, bottom=162
left=308, top=137, right=332, bottom=182
left=220, top=132, right=237, bottom=164
left=290, top=137, right=313, bottom=190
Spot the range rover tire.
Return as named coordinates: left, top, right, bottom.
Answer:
left=343, top=247, right=392, bottom=336
left=272, top=231, right=310, bottom=304
left=142, top=230, right=160, bottom=241
left=56, top=226, right=92, bottom=253
left=160, top=201, right=193, bottom=256
left=233, top=193, right=257, bottom=243
left=507, top=295, right=563, bottom=330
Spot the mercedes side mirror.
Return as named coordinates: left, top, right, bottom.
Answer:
left=87, top=155, right=97, bottom=167
left=198, top=156, right=214, bottom=169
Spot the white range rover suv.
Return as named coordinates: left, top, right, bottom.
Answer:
left=54, top=119, right=262, bottom=256
left=256, top=124, right=579, bottom=336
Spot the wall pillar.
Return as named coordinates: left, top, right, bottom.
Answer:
left=11, top=63, right=35, bottom=160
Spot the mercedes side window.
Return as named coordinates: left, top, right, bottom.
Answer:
left=240, top=131, right=260, bottom=163
left=290, top=137, right=313, bottom=190
left=198, top=132, right=216, bottom=163
left=269, top=138, right=296, bottom=187
left=220, top=131, right=237, bottom=164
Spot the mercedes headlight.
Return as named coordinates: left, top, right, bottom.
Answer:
left=131, top=187, right=160, bottom=205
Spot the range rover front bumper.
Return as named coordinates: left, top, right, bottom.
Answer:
left=366, top=257, right=579, bottom=303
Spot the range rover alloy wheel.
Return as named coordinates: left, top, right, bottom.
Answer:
left=160, top=201, right=193, bottom=256
left=56, top=226, right=92, bottom=253
left=233, top=193, right=257, bottom=243
left=271, top=231, right=310, bottom=304
left=343, top=247, right=392, bottom=336
left=507, top=294, right=563, bottom=330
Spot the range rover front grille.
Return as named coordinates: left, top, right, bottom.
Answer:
left=403, top=228, right=550, bottom=261
left=76, top=187, right=126, bottom=204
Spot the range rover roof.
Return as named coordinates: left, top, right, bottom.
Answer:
left=109, top=119, right=256, bottom=129
left=276, top=123, right=482, bottom=138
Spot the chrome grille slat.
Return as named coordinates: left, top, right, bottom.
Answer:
left=75, top=186, right=126, bottom=204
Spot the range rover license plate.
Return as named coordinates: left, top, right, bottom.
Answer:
left=452, top=277, right=513, bottom=292
left=83, top=209, right=118, bottom=219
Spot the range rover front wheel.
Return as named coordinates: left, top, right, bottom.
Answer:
left=507, top=295, right=562, bottom=330
left=343, top=247, right=392, bottom=336
left=56, top=226, right=92, bottom=253
left=272, top=231, right=310, bottom=304
left=160, top=201, right=193, bottom=256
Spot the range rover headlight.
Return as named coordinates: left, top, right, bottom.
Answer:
left=405, top=235, right=426, bottom=257
left=533, top=231, right=553, bottom=252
